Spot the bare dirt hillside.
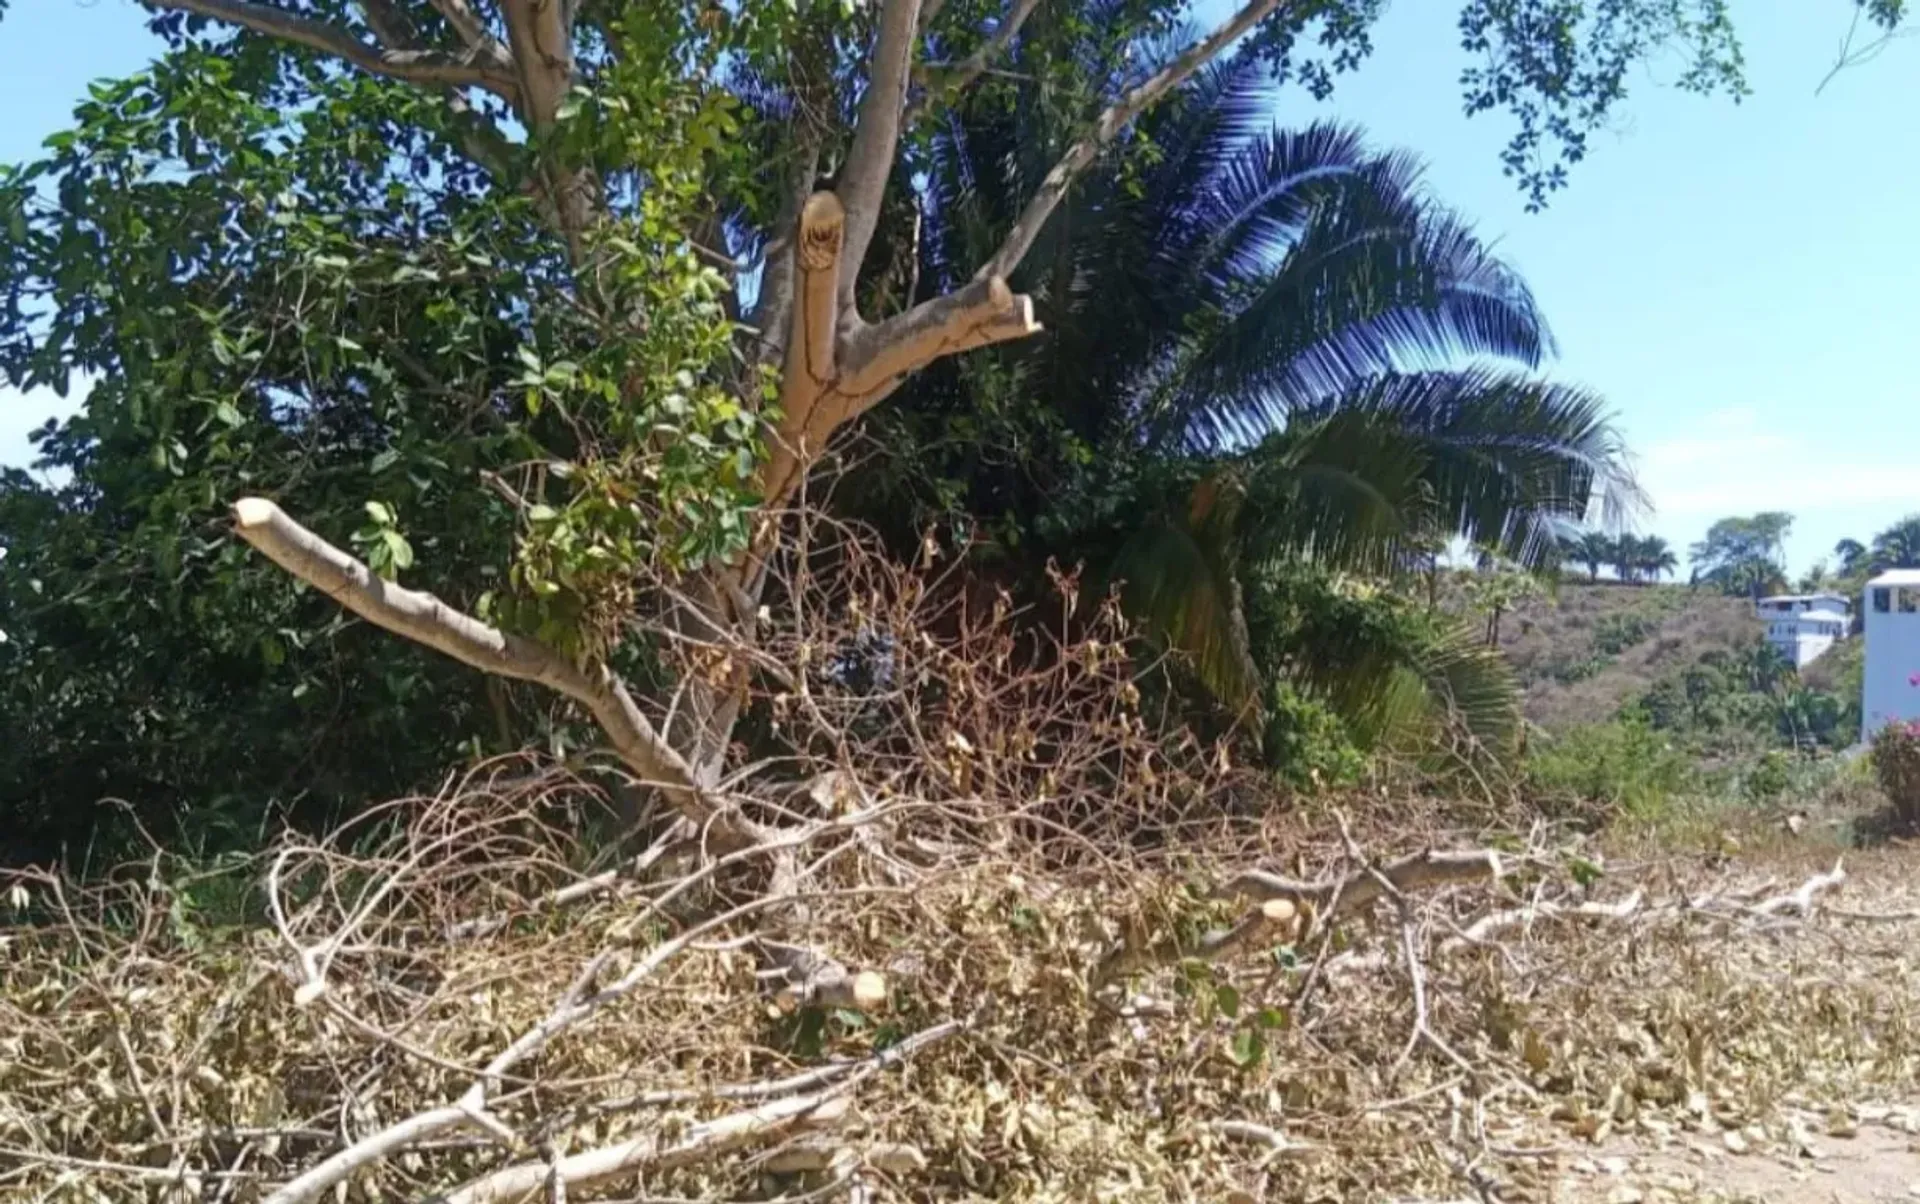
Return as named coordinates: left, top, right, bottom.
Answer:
left=1496, top=582, right=1761, bottom=729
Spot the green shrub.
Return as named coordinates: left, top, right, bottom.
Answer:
left=1526, top=719, right=1694, bottom=817
left=1263, top=682, right=1367, bottom=791
left=1869, top=719, right=1920, bottom=824
left=1742, top=749, right=1791, bottom=802
left=1591, top=612, right=1658, bottom=657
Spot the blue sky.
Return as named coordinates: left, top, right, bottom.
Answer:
left=2, top=1, right=1915, bottom=575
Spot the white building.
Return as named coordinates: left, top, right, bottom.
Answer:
left=1757, top=593, right=1851, bottom=670
left=1863, top=570, right=1920, bottom=743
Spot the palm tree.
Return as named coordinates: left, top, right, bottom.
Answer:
left=871, top=54, right=1637, bottom=759
left=1607, top=534, right=1640, bottom=583
left=1872, top=515, right=1920, bottom=570
left=1635, top=535, right=1678, bottom=582
left=1563, top=530, right=1612, bottom=582
left=1834, top=538, right=1869, bottom=577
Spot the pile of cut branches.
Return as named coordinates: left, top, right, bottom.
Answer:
left=6, top=522, right=1920, bottom=1203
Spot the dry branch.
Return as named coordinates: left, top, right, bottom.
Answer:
left=1222, top=849, right=1507, bottom=919
left=437, top=1093, right=851, bottom=1204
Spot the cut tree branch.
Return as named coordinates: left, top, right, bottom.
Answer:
left=760, top=192, right=847, bottom=509
left=141, top=0, right=518, bottom=98
left=439, top=1093, right=850, bottom=1204
left=835, top=0, right=924, bottom=314
left=229, top=498, right=720, bottom=827
left=1220, top=849, right=1507, bottom=920
left=837, top=274, right=1040, bottom=400
left=974, top=0, right=1297, bottom=282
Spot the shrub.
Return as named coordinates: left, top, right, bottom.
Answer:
left=1263, top=681, right=1367, bottom=790
left=1525, top=718, right=1695, bottom=818
left=1869, top=719, right=1920, bottom=824
left=1742, top=749, right=1791, bottom=802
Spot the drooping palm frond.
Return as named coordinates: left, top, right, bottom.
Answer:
left=1242, top=570, right=1518, bottom=761
left=1102, top=473, right=1263, bottom=718
left=1398, top=620, right=1524, bottom=763
left=1317, top=370, right=1638, bottom=567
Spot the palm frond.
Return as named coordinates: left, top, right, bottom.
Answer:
left=1105, top=491, right=1263, bottom=718
left=1179, top=184, right=1552, bottom=448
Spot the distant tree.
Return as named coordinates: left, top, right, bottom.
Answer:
left=1798, top=560, right=1833, bottom=592
left=1464, top=559, right=1542, bottom=647
left=1607, top=534, right=1639, bottom=582
left=1834, top=538, right=1870, bottom=577
left=1635, top=535, right=1678, bottom=582
left=1690, top=513, right=1793, bottom=596
left=1562, top=530, right=1613, bottom=582
left=1871, top=515, right=1920, bottom=570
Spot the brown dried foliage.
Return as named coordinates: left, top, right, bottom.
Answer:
left=5, top=525, right=1920, bottom=1203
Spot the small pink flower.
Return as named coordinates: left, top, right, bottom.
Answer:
left=1910, top=672, right=1920, bottom=687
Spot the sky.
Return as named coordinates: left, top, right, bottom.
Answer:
left=1, top=1, right=1916, bottom=575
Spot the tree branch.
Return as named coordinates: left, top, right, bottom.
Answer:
left=499, top=0, right=576, bottom=131
left=1220, top=849, right=1507, bottom=920
left=426, top=0, right=510, bottom=62
left=907, top=0, right=1043, bottom=123
left=441, top=1093, right=849, bottom=1203
left=835, top=0, right=924, bottom=315
left=974, top=0, right=1297, bottom=282
left=837, top=274, right=1040, bottom=399
left=141, top=0, right=518, bottom=98
left=228, top=498, right=719, bottom=825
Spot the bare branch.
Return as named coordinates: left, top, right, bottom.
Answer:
left=442, top=1093, right=849, bottom=1204
left=974, top=0, right=1297, bottom=282
left=835, top=0, right=924, bottom=315
left=141, top=0, right=517, bottom=98
left=1220, top=848, right=1507, bottom=920
left=907, top=0, right=1044, bottom=123
left=228, top=498, right=718, bottom=825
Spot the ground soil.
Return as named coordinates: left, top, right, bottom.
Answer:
left=1544, top=841, right=1920, bottom=1204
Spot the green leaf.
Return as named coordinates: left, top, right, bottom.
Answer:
left=363, top=500, right=396, bottom=526
left=1227, top=1028, right=1264, bottom=1068
left=1214, top=983, right=1241, bottom=1019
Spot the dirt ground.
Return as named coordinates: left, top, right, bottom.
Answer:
left=1552, top=1114, right=1920, bottom=1202
left=1541, top=839, right=1920, bottom=1204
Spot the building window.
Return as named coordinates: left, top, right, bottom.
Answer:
left=1876, top=588, right=1892, bottom=613
left=1904, top=589, right=1920, bottom=615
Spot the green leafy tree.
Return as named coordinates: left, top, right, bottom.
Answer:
left=1689, top=513, right=1793, bottom=596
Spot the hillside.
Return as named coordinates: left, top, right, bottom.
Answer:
left=1491, top=581, right=1764, bottom=729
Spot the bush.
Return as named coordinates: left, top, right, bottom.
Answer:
left=1869, top=719, right=1920, bottom=824
left=1526, top=719, right=1695, bottom=818
left=1742, top=749, right=1791, bottom=802
left=1263, top=681, right=1367, bottom=790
